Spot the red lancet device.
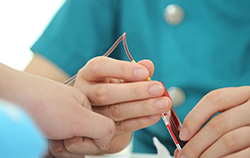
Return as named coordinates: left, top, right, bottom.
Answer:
left=161, top=82, right=187, bottom=151
left=64, top=32, right=187, bottom=151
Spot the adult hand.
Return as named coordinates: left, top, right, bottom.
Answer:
left=49, top=56, right=172, bottom=157
left=175, top=87, right=250, bottom=158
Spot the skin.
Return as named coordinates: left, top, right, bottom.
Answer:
left=0, top=62, right=115, bottom=151
left=25, top=54, right=172, bottom=157
left=174, top=87, right=250, bottom=158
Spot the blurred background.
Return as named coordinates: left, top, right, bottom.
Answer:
left=0, top=0, right=65, bottom=70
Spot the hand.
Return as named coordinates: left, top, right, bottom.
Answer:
left=26, top=79, right=115, bottom=157
left=0, top=63, right=116, bottom=157
left=175, top=86, right=250, bottom=158
left=49, top=56, right=172, bottom=157
left=25, top=79, right=115, bottom=146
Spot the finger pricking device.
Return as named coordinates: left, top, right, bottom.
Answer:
left=64, top=33, right=187, bottom=151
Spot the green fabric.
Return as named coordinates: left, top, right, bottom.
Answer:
left=31, top=0, right=250, bottom=154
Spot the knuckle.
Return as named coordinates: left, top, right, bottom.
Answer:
left=222, top=133, right=238, bottom=150
left=108, top=104, right=122, bottom=120
left=87, top=57, right=104, bottom=76
left=77, top=67, right=84, bottom=77
left=139, top=99, right=154, bottom=114
left=132, top=83, right=143, bottom=97
left=115, top=121, right=129, bottom=135
left=208, top=115, right=227, bottom=135
left=117, top=62, right=129, bottom=79
left=95, top=86, right=109, bottom=104
left=186, top=142, right=200, bottom=157
left=206, top=89, right=225, bottom=108
left=76, top=66, right=87, bottom=79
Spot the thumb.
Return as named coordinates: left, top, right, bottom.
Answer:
left=90, top=112, right=115, bottom=150
left=73, top=100, right=115, bottom=150
left=137, top=59, right=154, bottom=78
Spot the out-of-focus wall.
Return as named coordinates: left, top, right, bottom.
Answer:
left=0, top=0, right=65, bottom=70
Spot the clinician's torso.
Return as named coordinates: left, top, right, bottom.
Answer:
left=114, top=0, right=250, bottom=154
left=33, top=0, right=250, bottom=154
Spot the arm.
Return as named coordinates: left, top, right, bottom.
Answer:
left=1, top=62, right=115, bottom=151
left=24, top=53, right=70, bottom=83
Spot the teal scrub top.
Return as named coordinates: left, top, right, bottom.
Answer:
left=31, top=0, right=250, bottom=154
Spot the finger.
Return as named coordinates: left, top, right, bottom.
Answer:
left=115, top=114, right=161, bottom=136
left=178, top=101, right=250, bottom=158
left=174, top=149, right=179, bottom=158
left=137, top=59, right=154, bottom=77
left=72, top=89, right=92, bottom=110
left=65, top=135, right=132, bottom=155
left=201, top=126, right=250, bottom=157
left=78, top=56, right=151, bottom=82
left=72, top=107, right=115, bottom=150
left=93, top=97, right=171, bottom=121
left=105, top=78, right=123, bottom=83
left=180, top=87, right=250, bottom=141
left=71, top=86, right=115, bottom=150
left=102, top=133, right=132, bottom=154
left=49, top=140, right=83, bottom=158
left=222, top=146, right=250, bottom=158
left=85, top=81, right=164, bottom=105
left=64, top=137, right=100, bottom=155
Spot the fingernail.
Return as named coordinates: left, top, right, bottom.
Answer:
left=179, top=154, right=187, bottom=158
left=104, top=142, right=110, bottom=150
left=179, top=126, right=189, bottom=140
left=134, top=68, right=148, bottom=79
left=155, top=98, right=168, bottom=109
left=149, top=84, right=163, bottom=95
left=149, top=114, right=160, bottom=120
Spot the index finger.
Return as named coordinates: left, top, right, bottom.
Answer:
left=179, top=86, right=250, bottom=141
left=77, top=56, right=153, bottom=82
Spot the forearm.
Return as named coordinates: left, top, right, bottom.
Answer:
left=0, top=62, right=27, bottom=101
left=0, top=62, right=57, bottom=110
left=24, top=53, right=70, bottom=83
